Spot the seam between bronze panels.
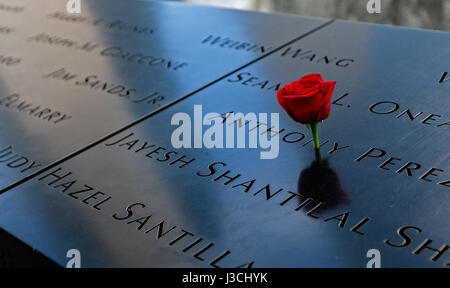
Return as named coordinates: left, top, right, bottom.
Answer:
left=0, top=19, right=335, bottom=195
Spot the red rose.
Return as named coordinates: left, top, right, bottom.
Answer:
left=277, top=74, right=336, bottom=124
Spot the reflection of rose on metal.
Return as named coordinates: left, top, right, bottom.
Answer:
left=297, top=156, right=349, bottom=212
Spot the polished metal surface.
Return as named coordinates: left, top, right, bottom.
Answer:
left=0, top=6, right=448, bottom=267
left=0, top=0, right=326, bottom=188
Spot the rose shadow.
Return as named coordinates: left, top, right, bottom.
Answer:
left=297, top=151, right=349, bottom=213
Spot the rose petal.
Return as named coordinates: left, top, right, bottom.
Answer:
left=276, top=74, right=336, bottom=124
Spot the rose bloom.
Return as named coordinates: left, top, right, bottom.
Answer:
left=277, top=74, right=336, bottom=124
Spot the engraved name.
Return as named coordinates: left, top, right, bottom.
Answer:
left=0, top=25, right=14, bottom=35
left=356, top=147, right=450, bottom=189
left=36, top=167, right=253, bottom=268
left=227, top=72, right=282, bottom=91
left=226, top=72, right=351, bottom=108
left=279, top=46, right=355, bottom=68
left=43, top=68, right=165, bottom=107
left=104, top=132, right=341, bottom=219
left=369, top=101, right=449, bottom=128
left=210, top=110, right=351, bottom=154
left=28, top=33, right=99, bottom=52
left=0, top=3, right=24, bottom=13
left=113, top=202, right=254, bottom=268
left=27, top=34, right=187, bottom=71
left=0, top=53, right=20, bottom=66
left=0, top=146, right=41, bottom=174
left=201, top=35, right=272, bottom=54
left=100, top=46, right=189, bottom=71
left=0, top=93, right=72, bottom=124
left=37, top=168, right=113, bottom=210
left=47, top=11, right=157, bottom=36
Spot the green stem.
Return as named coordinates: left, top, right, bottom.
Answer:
left=311, top=122, right=320, bottom=150
left=314, top=146, right=321, bottom=162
